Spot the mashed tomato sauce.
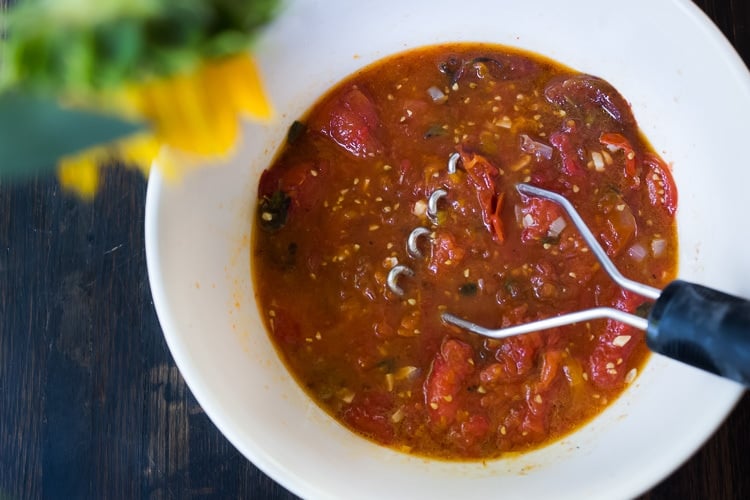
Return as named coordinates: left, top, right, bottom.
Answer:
left=253, top=43, right=678, bottom=459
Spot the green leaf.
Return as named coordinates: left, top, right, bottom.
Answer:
left=0, top=91, right=144, bottom=178
left=2, top=0, right=281, bottom=94
left=459, top=282, right=479, bottom=296
left=258, top=190, right=291, bottom=232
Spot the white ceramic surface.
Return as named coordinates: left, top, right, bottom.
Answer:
left=145, top=0, right=749, bottom=498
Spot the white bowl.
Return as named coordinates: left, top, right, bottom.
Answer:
left=145, top=0, right=749, bottom=498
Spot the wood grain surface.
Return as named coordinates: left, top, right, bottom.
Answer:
left=0, top=1, right=748, bottom=498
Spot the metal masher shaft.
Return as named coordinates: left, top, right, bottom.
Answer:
left=442, top=183, right=662, bottom=337
left=443, top=307, right=649, bottom=339
left=516, top=184, right=661, bottom=301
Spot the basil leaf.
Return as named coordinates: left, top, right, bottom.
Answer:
left=0, top=91, right=143, bottom=178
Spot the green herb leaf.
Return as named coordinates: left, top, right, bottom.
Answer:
left=259, top=190, right=291, bottom=232
left=424, top=124, right=447, bottom=139
left=0, top=91, right=143, bottom=178
left=504, top=279, right=521, bottom=298
left=287, top=120, right=307, bottom=145
left=2, top=0, right=281, bottom=94
left=375, top=357, right=396, bottom=373
left=459, top=282, right=478, bottom=296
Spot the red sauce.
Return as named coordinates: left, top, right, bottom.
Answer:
left=252, top=43, right=678, bottom=459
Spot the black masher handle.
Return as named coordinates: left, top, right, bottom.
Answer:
left=647, top=280, right=750, bottom=387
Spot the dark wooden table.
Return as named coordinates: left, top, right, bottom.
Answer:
left=1, top=1, right=748, bottom=499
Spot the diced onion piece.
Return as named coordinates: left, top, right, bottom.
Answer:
left=385, top=373, right=395, bottom=392
left=391, top=407, right=405, bottom=423
left=612, top=335, right=632, bottom=347
left=497, top=116, right=513, bottom=128
left=412, top=199, right=427, bottom=217
left=627, top=243, right=647, bottom=262
left=522, top=213, right=535, bottom=228
left=520, top=134, right=554, bottom=160
left=562, top=358, right=584, bottom=387
left=591, top=151, right=605, bottom=171
left=509, top=154, right=532, bottom=172
left=547, top=216, right=567, bottom=238
left=651, top=238, right=667, bottom=257
left=427, top=85, right=447, bottom=103
left=394, top=366, right=418, bottom=380
left=337, top=388, right=356, bottom=403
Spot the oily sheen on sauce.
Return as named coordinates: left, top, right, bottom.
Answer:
left=252, top=43, right=678, bottom=460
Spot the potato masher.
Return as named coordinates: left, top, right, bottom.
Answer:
left=443, top=183, right=750, bottom=387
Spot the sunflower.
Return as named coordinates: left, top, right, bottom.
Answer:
left=1, top=0, right=280, bottom=197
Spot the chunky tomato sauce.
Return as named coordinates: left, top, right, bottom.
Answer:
left=252, top=43, right=678, bottom=459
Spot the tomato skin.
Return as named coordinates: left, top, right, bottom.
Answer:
left=499, top=406, right=525, bottom=444
left=458, top=148, right=504, bottom=241
left=309, top=87, right=382, bottom=157
left=549, top=129, right=584, bottom=176
left=480, top=332, right=543, bottom=385
left=269, top=310, right=302, bottom=348
left=537, top=350, right=563, bottom=391
left=545, top=75, right=636, bottom=128
left=424, top=338, right=476, bottom=427
left=258, top=160, right=327, bottom=223
left=257, top=167, right=280, bottom=199
left=448, top=414, right=491, bottom=452
left=285, top=162, right=324, bottom=212
left=596, top=192, right=637, bottom=257
left=491, top=193, right=505, bottom=243
left=342, top=390, right=395, bottom=443
left=600, top=132, right=638, bottom=180
left=644, top=153, right=678, bottom=215
left=518, top=197, right=564, bottom=242
left=522, top=396, right=548, bottom=437
left=589, top=289, right=645, bottom=389
left=428, top=231, right=466, bottom=274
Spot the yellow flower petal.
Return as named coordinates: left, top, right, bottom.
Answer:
left=115, top=133, right=160, bottom=173
left=58, top=150, right=103, bottom=198
left=220, top=54, right=274, bottom=121
left=139, top=77, right=193, bottom=153
left=152, top=146, right=199, bottom=181
left=107, top=53, right=273, bottom=159
left=55, top=51, right=275, bottom=195
left=201, top=61, right=240, bottom=154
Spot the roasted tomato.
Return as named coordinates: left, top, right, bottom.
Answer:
left=643, top=153, right=678, bottom=215
left=342, top=390, right=395, bottom=443
left=309, top=86, right=382, bottom=157
left=424, top=338, right=476, bottom=427
left=589, top=289, right=646, bottom=390
left=545, top=74, right=636, bottom=128
left=458, top=147, right=505, bottom=242
left=517, top=197, right=565, bottom=243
